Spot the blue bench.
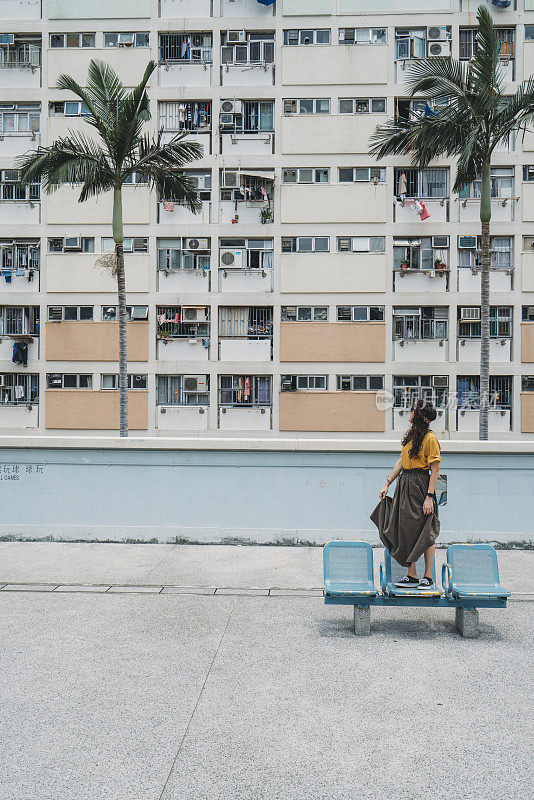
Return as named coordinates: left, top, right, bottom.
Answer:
left=323, top=541, right=509, bottom=637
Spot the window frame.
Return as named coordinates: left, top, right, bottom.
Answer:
left=281, top=306, right=329, bottom=322
left=336, top=306, right=385, bottom=322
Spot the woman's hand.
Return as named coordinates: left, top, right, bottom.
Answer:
left=379, top=484, right=389, bottom=499
left=423, top=496, right=434, bottom=515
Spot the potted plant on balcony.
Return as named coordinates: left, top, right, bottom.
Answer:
left=435, top=257, right=447, bottom=273
left=260, top=205, right=273, bottom=224
left=400, top=260, right=409, bottom=270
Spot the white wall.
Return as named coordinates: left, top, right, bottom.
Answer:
left=457, top=269, right=512, bottom=293
left=218, top=270, right=272, bottom=293
left=220, top=134, right=273, bottom=155
left=281, top=45, right=387, bottom=85
left=156, top=339, right=209, bottom=361
left=393, top=340, right=448, bottom=363
left=219, top=407, right=271, bottom=430
left=281, top=253, right=387, bottom=293
left=281, top=114, right=383, bottom=155
left=159, top=64, right=212, bottom=89
left=46, top=254, right=150, bottom=293
left=1, top=0, right=41, bottom=18
left=48, top=49, right=152, bottom=88
left=0, top=405, right=39, bottom=430
left=0, top=339, right=39, bottom=361
left=159, top=201, right=211, bottom=224
left=222, top=65, right=275, bottom=87
left=0, top=203, right=40, bottom=225
left=0, top=68, right=41, bottom=89
left=457, top=410, right=511, bottom=434
left=221, top=0, right=275, bottom=16
left=281, top=184, right=387, bottom=224
left=160, top=0, right=211, bottom=15
left=48, top=0, right=151, bottom=18
left=158, top=270, right=210, bottom=293
left=0, top=134, right=41, bottom=158
left=457, top=339, right=512, bottom=363
left=47, top=187, right=150, bottom=225
left=219, top=339, right=272, bottom=361
left=156, top=405, right=209, bottom=431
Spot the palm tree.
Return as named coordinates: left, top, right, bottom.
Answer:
left=17, top=60, right=202, bottom=437
left=369, top=5, right=534, bottom=439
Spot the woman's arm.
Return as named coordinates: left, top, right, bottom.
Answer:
left=379, top=457, right=402, bottom=499
left=423, top=459, right=440, bottom=515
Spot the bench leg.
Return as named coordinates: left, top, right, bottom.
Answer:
left=353, top=605, right=371, bottom=636
left=455, top=607, right=479, bottom=638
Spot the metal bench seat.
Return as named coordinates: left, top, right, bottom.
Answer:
left=323, top=540, right=377, bottom=597
left=381, top=549, right=441, bottom=598
left=443, top=544, right=511, bottom=600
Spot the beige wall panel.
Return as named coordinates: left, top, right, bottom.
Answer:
left=46, top=186, right=150, bottom=225
left=280, top=184, right=387, bottom=224
left=280, top=253, right=386, bottom=293
left=46, top=254, right=150, bottom=292
left=521, top=393, right=534, bottom=433
left=46, top=321, right=149, bottom=361
left=45, top=389, right=148, bottom=430
left=280, top=322, right=385, bottom=362
left=279, top=391, right=385, bottom=432
left=281, top=45, right=387, bottom=86
left=281, top=114, right=382, bottom=155
left=521, top=322, right=534, bottom=362
left=521, top=252, right=534, bottom=291
left=48, top=49, right=151, bottom=88
left=522, top=182, right=534, bottom=222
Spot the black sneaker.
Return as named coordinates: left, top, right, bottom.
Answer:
left=395, top=576, right=419, bottom=588
left=418, top=577, right=434, bottom=589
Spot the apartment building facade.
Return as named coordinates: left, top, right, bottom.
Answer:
left=2, top=0, right=534, bottom=439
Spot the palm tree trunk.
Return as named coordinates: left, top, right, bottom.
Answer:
left=113, top=187, right=128, bottom=437
left=479, top=161, right=491, bottom=441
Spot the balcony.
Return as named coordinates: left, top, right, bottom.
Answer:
left=394, top=198, right=449, bottom=224
left=156, top=307, right=210, bottom=362
left=47, top=253, right=149, bottom=293
left=393, top=406, right=448, bottom=432
left=457, top=267, right=513, bottom=293
left=48, top=0, right=151, bottom=18
left=393, top=338, right=448, bottom=363
left=281, top=253, right=386, bottom=294
left=0, top=49, right=41, bottom=89
left=0, top=201, right=40, bottom=225
left=47, top=186, right=150, bottom=225
left=160, top=0, right=211, bottom=15
left=157, top=404, right=209, bottom=432
left=457, top=197, right=516, bottom=223
left=45, top=390, right=148, bottom=430
left=219, top=199, right=272, bottom=225
left=219, top=406, right=271, bottom=431
left=279, top=391, right=385, bottom=433
left=157, top=337, right=209, bottom=361
left=46, top=322, right=148, bottom=362
left=221, top=62, right=275, bottom=87
left=457, top=338, right=512, bottom=363
left=521, top=393, right=534, bottom=433
left=161, top=129, right=211, bottom=153
left=393, top=267, right=449, bottom=293
left=456, top=409, right=511, bottom=434
left=522, top=322, right=534, bottom=363
left=0, top=131, right=40, bottom=158
left=0, top=336, right=39, bottom=362
left=158, top=200, right=211, bottom=225
left=281, top=114, right=381, bottom=156
left=221, top=132, right=273, bottom=156
left=281, top=184, right=386, bottom=224
left=280, top=322, right=386, bottom=363
left=281, top=43, right=387, bottom=86
left=0, top=403, right=38, bottom=430
left=158, top=267, right=210, bottom=293
left=158, top=61, right=212, bottom=88
left=219, top=267, right=273, bottom=293
left=2, top=0, right=41, bottom=18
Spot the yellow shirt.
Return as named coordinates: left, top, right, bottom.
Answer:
left=401, top=430, right=441, bottom=470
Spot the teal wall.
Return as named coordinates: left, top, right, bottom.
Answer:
left=0, top=446, right=532, bottom=545
left=48, top=0, right=151, bottom=19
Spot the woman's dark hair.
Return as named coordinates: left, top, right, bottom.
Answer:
left=402, top=399, right=437, bottom=459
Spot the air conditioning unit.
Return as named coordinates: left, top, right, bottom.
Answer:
left=283, top=99, right=298, bottom=114
left=48, top=306, right=63, bottom=321
left=227, top=30, right=247, bottom=43
left=220, top=113, right=235, bottom=128
left=220, top=248, right=244, bottom=269
left=51, top=102, right=64, bottom=115
left=0, top=34, right=15, bottom=46
left=131, top=306, right=148, bottom=320
left=182, top=306, right=206, bottom=322
left=64, top=236, right=82, bottom=251
left=432, top=235, right=449, bottom=248
left=338, top=237, right=352, bottom=252
left=221, top=170, right=239, bottom=188
left=185, top=238, right=209, bottom=251
left=427, top=27, right=447, bottom=40
left=220, top=99, right=242, bottom=115
left=280, top=376, right=294, bottom=392
left=133, top=237, right=148, bottom=252
left=281, top=237, right=294, bottom=253
left=183, top=375, right=208, bottom=393
left=428, top=40, right=451, bottom=58
left=49, top=374, right=62, bottom=387
left=432, top=375, right=449, bottom=388
left=459, top=236, right=477, bottom=249
left=460, top=307, right=480, bottom=321
left=118, top=33, right=134, bottom=46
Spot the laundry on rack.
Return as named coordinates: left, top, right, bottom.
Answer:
left=14, top=385, right=24, bottom=400
left=418, top=201, right=431, bottom=221
left=397, top=172, right=407, bottom=202
left=12, top=341, right=28, bottom=367
left=244, top=377, right=251, bottom=399
left=2, top=270, right=12, bottom=283
left=164, top=201, right=175, bottom=212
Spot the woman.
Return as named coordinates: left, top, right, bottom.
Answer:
left=370, top=399, right=441, bottom=588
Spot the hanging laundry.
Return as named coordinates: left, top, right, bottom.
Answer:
left=424, top=101, right=437, bottom=119
left=414, top=199, right=424, bottom=215
left=157, top=313, right=167, bottom=325
left=12, top=341, right=28, bottom=367
left=174, top=312, right=180, bottom=325
left=397, top=172, right=407, bottom=202
left=260, top=187, right=267, bottom=198
left=2, top=270, right=12, bottom=283
left=164, top=201, right=175, bottom=212
left=418, top=201, right=431, bottom=221
left=14, top=385, right=24, bottom=400
left=244, top=377, right=251, bottom=398
left=28, top=270, right=34, bottom=282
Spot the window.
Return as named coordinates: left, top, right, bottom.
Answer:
left=459, top=167, right=514, bottom=200
left=101, top=237, right=148, bottom=253
left=281, top=236, right=329, bottom=253
left=282, top=168, right=329, bottom=183
left=338, top=167, right=385, bottom=183
left=162, top=170, right=211, bottom=203
left=337, top=236, right=385, bottom=253
left=158, top=238, right=210, bottom=271
left=159, top=32, right=212, bottom=63
left=458, top=307, right=512, bottom=339
left=0, top=374, right=39, bottom=405
left=281, top=306, right=328, bottom=321
left=337, top=306, right=384, bottom=322
left=219, top=375, right=271, bottom=406
left=339, top=28, right=387, bottom=45
left=526, top=26, right=534, bottom=42
left=0, top=240, right=40, bottom=271
left=283, top=29, right=330, bottom=46
left=457, top=376, right=512, bottom=409
left=104, top=32, right=149, bottom=48
left=394, top=167, right=449, bottom=199
left=49, top=101, right=90, bottom=118
left=283, top=98, right=330, bottom=114
left=220, top=238, right=272, bottom=269
left=0, top=306, right=39, bottom=336
left=156, top=306, right=209, bottom=338
left=337, top=375, right=384, bottom=391
left=339, top=98, right=386, bottom=114
left=101, top=374, right=147, bottom=389
left=47, top=305, right=93, bottom=321
left=157, top=375, right=209, bottom=406
left=281, top=375, right=328, bottom=391
left=49, top=33, right=95, bottom=48
left=523, top=306, right=534, bottom=321
left=460, top=27, right=514, bottom=60
left=395, top=97, right=450, bottom=125
left=220, top=100, right=274, bottom=133
left=219, top=307, right=272, bottom=339
left=102, top=306, right=148, bottom=321
left=47, top=374, right=92, bottom=389
left=221, top=33, right=274, bottom=66
left=48, top=237, right=94, bottom=253
left=0, top=103, right=40, bottom=135
left=393, top=307, right=448, bottom=340
left=220, top=171, right=273, bottom=203
left=395, top=28, right=427, bottom=59
left=522, top=376, right=534, bottom=391
left=393, top=236, right=449, bottom=270
left=393, top=375, right=448, bottom=409
left=159, top=101, right=211, bottom=132
left=0, top=35, right=40, bottom=68
left=457, top=236, right=513, bottom=270
left=0, top=170, right=39, bottom=202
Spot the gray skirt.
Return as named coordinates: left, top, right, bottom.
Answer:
left=370, top=468, right=440, bottom=568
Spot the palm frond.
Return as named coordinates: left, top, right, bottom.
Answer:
left=111, top=61, right=156, bottom=166
left=54, top=71, right=110, bottom=141
left=469, top=5, right=504, bottom=102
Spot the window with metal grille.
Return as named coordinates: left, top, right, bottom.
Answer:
left=0, top=373, right=38, bottom=404
left=158, top=101, right=211, bottom=132
left=159, top=33, right=212, bottom=63
left=0, top=171, right=39, bottom=201
left=47, top=306, right=93, bottom=321
left=221, top=32, right=274, bottom=64
left=156, top=306, right=209, bottom=339
left=457, top=236, right=513, bottom=270
left=393, top=307, right=448, bottom=340
left=283, top=29, right=330, bottom=45
left=337, top=375, right=384, bottom=390
left=0, top=240, right=39, bottom=270
left=460, top=27, right=514, bottom=59
left=218, top=307, right=272, bottom=339
left=0, top=36, right=41, bottom=68
left=457, top=376, right=512, bottom=409
left=522, top=376, right=534, bottom=391
left=393, top=376, right=448, bottom=409
left=394, top=167, right=449, bottom=198
left=457, top=307, right=512, bottom=339
left=218, top=375, right=271, bottom=406
left=157, top=375, right=209, bottom=406
left=0, top=306, right=39, bottom=335
left=281, top=306, right=328, bottom=321
left=222, top=101, right=274, bottom=133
